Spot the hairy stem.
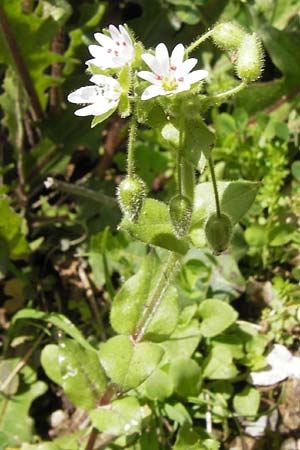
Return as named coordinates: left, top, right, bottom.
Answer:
left=208, top=155, right=221, bottom=218
left=185, top=29, right=214, bottom=56
left=208, top=80, right=248, bottom=104
left=127, top=112, right=137, bottom=179
left=132, top=252, right=180, bottom=343
left=44, top=177, right=117, bottom=208
left=0, top=5, right=43, bottom=121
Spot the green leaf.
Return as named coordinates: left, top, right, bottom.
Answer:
left=41, top=339, right=107, bottom=410
left=244, top=225, right=267, bottom=247
left=169, top=357, right=202, bottom=397
left=91, top=106, right=118, bottom=128
left=0, top=198, right=29, bottom=259
left=118, top=65, right=131, bottom=91
left=161, top=319, right=202, bottom=360
left=233, top=386, right=260, bottom=417
left=0, top=364, right=47, bottom=446
left=0, top=360, right=19, bottom=395
left=190, top=180, right=259, bottom=248
left=110, top=251, right=179, bottom=341
left=121, top=198, right=189, bottom=254
left=161, top=122, right=180, bottom=148
left=13, top=309, right=93, bottom=351
left=183, top=118, right=215, bottom=164
left=118, top=93, right=131, bottom=117
left=90, top=396, right=145, bottom=436
left=203, top=347, right=238, bottom=380
left=99, top=335, right=164, bottom=391
left=144, top=369, right=174, bottom=401
left=198, top=299, right=238, bottom=337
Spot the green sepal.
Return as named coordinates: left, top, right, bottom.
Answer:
left=91, top=106, right=118, bottom=128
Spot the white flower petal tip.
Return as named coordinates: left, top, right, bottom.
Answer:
left=243, top=416, right=268, bottom=438
left=138, top=43, right=208, bottom=100
left=68, top=75, right=122, bottom=118
left=88, top=24, right=134, bottom=70
left=249, top=344, right=300, bottom=386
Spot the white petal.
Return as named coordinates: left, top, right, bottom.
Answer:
left=289, top=356, right=300, bottom=378
left=244, top=416, right=268, bottom=437
left=155, top=43, right=170, bottom=76
left=250, top=344, right=292, bottom=386
left=90, top=74, right=120, bottom=89
left=88, top=45, right=107, bottom=59
left=68, top=86, right=100, bottom=104
left=119, top=25, right=132, bottom=47
left=177, top=58, right=198, bottom=75
left=141, top=84, right=166, bottom=100
left=174, top=82, right=191, bottom=93
left=170, top=43, right=184, bottom=67
left=137, top=71, right=160, bottom=84
left=75, top=99, right=118, bottom=116
left=109, top=24, right=122, bottom=41
left=94, top=32, right=113, bottom=48
left=185, top=69, right=208, bottom=85
left=142, top=53, right=162, bottom=75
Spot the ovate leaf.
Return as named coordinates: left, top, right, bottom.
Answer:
left=233, top=386, right=260, bottom=417
left=121, top=198, right=189, bottom=254
left=99, top=335, right=163, bottom=391
left=110, top=251, right=179, bottom=341
left=198, top=299, right=238, bottom=337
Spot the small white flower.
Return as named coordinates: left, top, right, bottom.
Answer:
left=68, top=75, right=122, bottom=117
left=87, top=24, right=134, bottom=70
left=138, top=43, right=208, bottom=100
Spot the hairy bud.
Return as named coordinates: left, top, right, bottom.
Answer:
left=236, top=33, right=263, bottom=81
left=169, top=195, right=192, bottom=238
left=117, top=177, right=146, bottom=222
left=212, top=22, right=245, bottom=51
left=205, top=212, right=232, bottom=254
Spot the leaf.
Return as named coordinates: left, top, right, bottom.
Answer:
left=203, top=347, right=238, bottom=380
left=169, top=357, right=202, bottom=397
left=190, top=180, right=259, bottom=248
left=99, top=335, right=163, bottom=391
left=121, top=198, right=189, bottom=254
left=0, top=364, right=47, bottom=447
left=244, top=225, right=267, bottom=247
left=198, top=299, right=238, bottom=337
left=144, top=369, right=174, bottom=401
left=13, top=309, right=94, bottom=351
left=110, top=251, right=179, bottom=341
left=90, top=396, right=146, bottom=436
left=161, top=319, right=202, bottom=360
left=0, top=360, right=19, bottom=395
left=41, top=339, right=107, bottom=410
left=183, top=118, right=215, bottom=164
left=0, top=198, right=29, bottom=260
left=233, top=386, right=260, bottom=417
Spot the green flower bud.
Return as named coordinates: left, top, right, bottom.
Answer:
left=169, top=195, right=192, bottom=238
left=205, top=212, right=232, bottom=254
left=117, top=177, right=146, bottom=222
left=212, top=22, right=245, bottom=51
left=236, top=33, right=263, bottom=81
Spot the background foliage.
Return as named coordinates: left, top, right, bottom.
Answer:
left=1, top=0, right=300, bottom=449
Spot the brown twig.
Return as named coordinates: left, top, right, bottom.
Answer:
left=0, top=5, right=43, bottom=121
left=49, top=29, right=65, bottom=113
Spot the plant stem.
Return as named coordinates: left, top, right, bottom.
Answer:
left=185, top=29, right=214, bottom=56
left=208, top=81, right=248, bottom=104
left=0, top=5, right=43, bottom=121
left=208, top=155, right=221, bottom=218
left=132, top=252, right=180, bottom=343
left=127, top=112, right=137, bottom=179
left=44, top=177, right=117, bottom=208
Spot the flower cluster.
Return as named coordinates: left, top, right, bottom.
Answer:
left=68, top=24, right=208, bottom=119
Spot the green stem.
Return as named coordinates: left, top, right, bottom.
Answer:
left=132, top=252, right=180, bottom=343
left=127, top=112, right=137, bottom=179
left=0, top=5, right=43, bottom=120
left=177, top=151, right=182, bottom=196
left=45, top=177, right=117, bottom=208
left=208, top=155, right=221, bottom=218
left=208, top=81, right=248, bottom=104
left=185, top=29, right=214, bottom=56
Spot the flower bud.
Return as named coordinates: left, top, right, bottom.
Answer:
left=205, top=212, right=232, bottom=253
left=212, top=22, right=245, bottom=51
left=117, top=177, right=146, bottom=222
left=169, top=195, right=192, bottom=238
left=236, top=33, right=263, bottom=81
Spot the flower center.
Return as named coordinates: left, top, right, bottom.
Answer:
left=162, top=76, right=178, bottom=91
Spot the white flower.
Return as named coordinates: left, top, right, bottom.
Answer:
left=87, top=24, right=134, bottom=70
left=68, top=75, right=122, bottom=117
left=250, top=344, right=300, bottom=386
left=138, top=43, right=208, bottom=100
